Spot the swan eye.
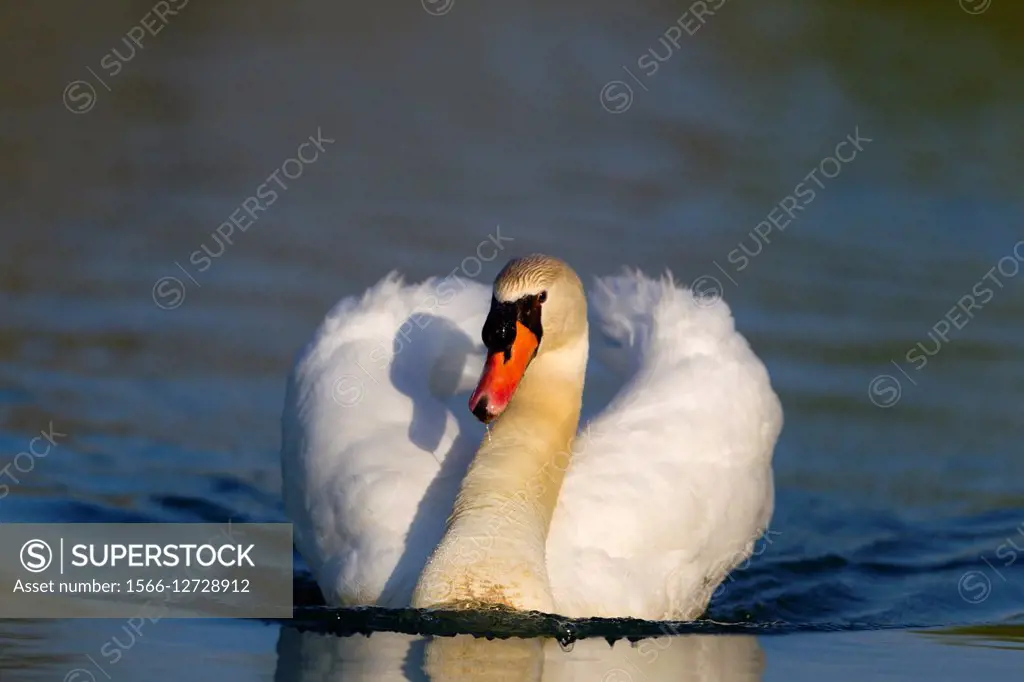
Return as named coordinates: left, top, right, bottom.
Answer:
left=538, top=291, right=547, bottom=303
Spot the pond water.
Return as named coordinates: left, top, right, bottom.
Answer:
left=1, top=0, right=1023, bottom=679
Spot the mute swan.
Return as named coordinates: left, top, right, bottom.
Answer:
left=281, top=254, right=782, bottom=620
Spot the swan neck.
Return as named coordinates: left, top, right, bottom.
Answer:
left=456, top=337, right=588, bottom=531
left=412, top=336, right=587, bottom=612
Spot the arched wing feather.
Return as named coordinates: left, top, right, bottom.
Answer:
left=281, top=274, right=490, bottom=606
left=547, top=272, right=783, bottom=619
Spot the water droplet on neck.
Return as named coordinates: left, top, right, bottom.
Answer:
left=485, top=424, right=492, bottom=444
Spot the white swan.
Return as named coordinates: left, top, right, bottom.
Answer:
left=281, top=254, right=782, bottom=620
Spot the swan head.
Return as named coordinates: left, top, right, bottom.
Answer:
left=469, top=254, right=587, bottom=423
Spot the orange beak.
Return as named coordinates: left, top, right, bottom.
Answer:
left=468, top=321, right=539, bottom=423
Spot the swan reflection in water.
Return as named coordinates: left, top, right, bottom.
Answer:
left=273, top=627, right=764, bottom=682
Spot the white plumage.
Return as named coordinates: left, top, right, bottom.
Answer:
left=281, top=265, right=782, bottom=620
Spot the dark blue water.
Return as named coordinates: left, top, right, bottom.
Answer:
left=2, top=0, right=1023, bottom=679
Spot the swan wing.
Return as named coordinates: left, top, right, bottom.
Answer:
left=547, top=271, right=783, bottom=619
left=281, top=273, right=489, bottom=606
